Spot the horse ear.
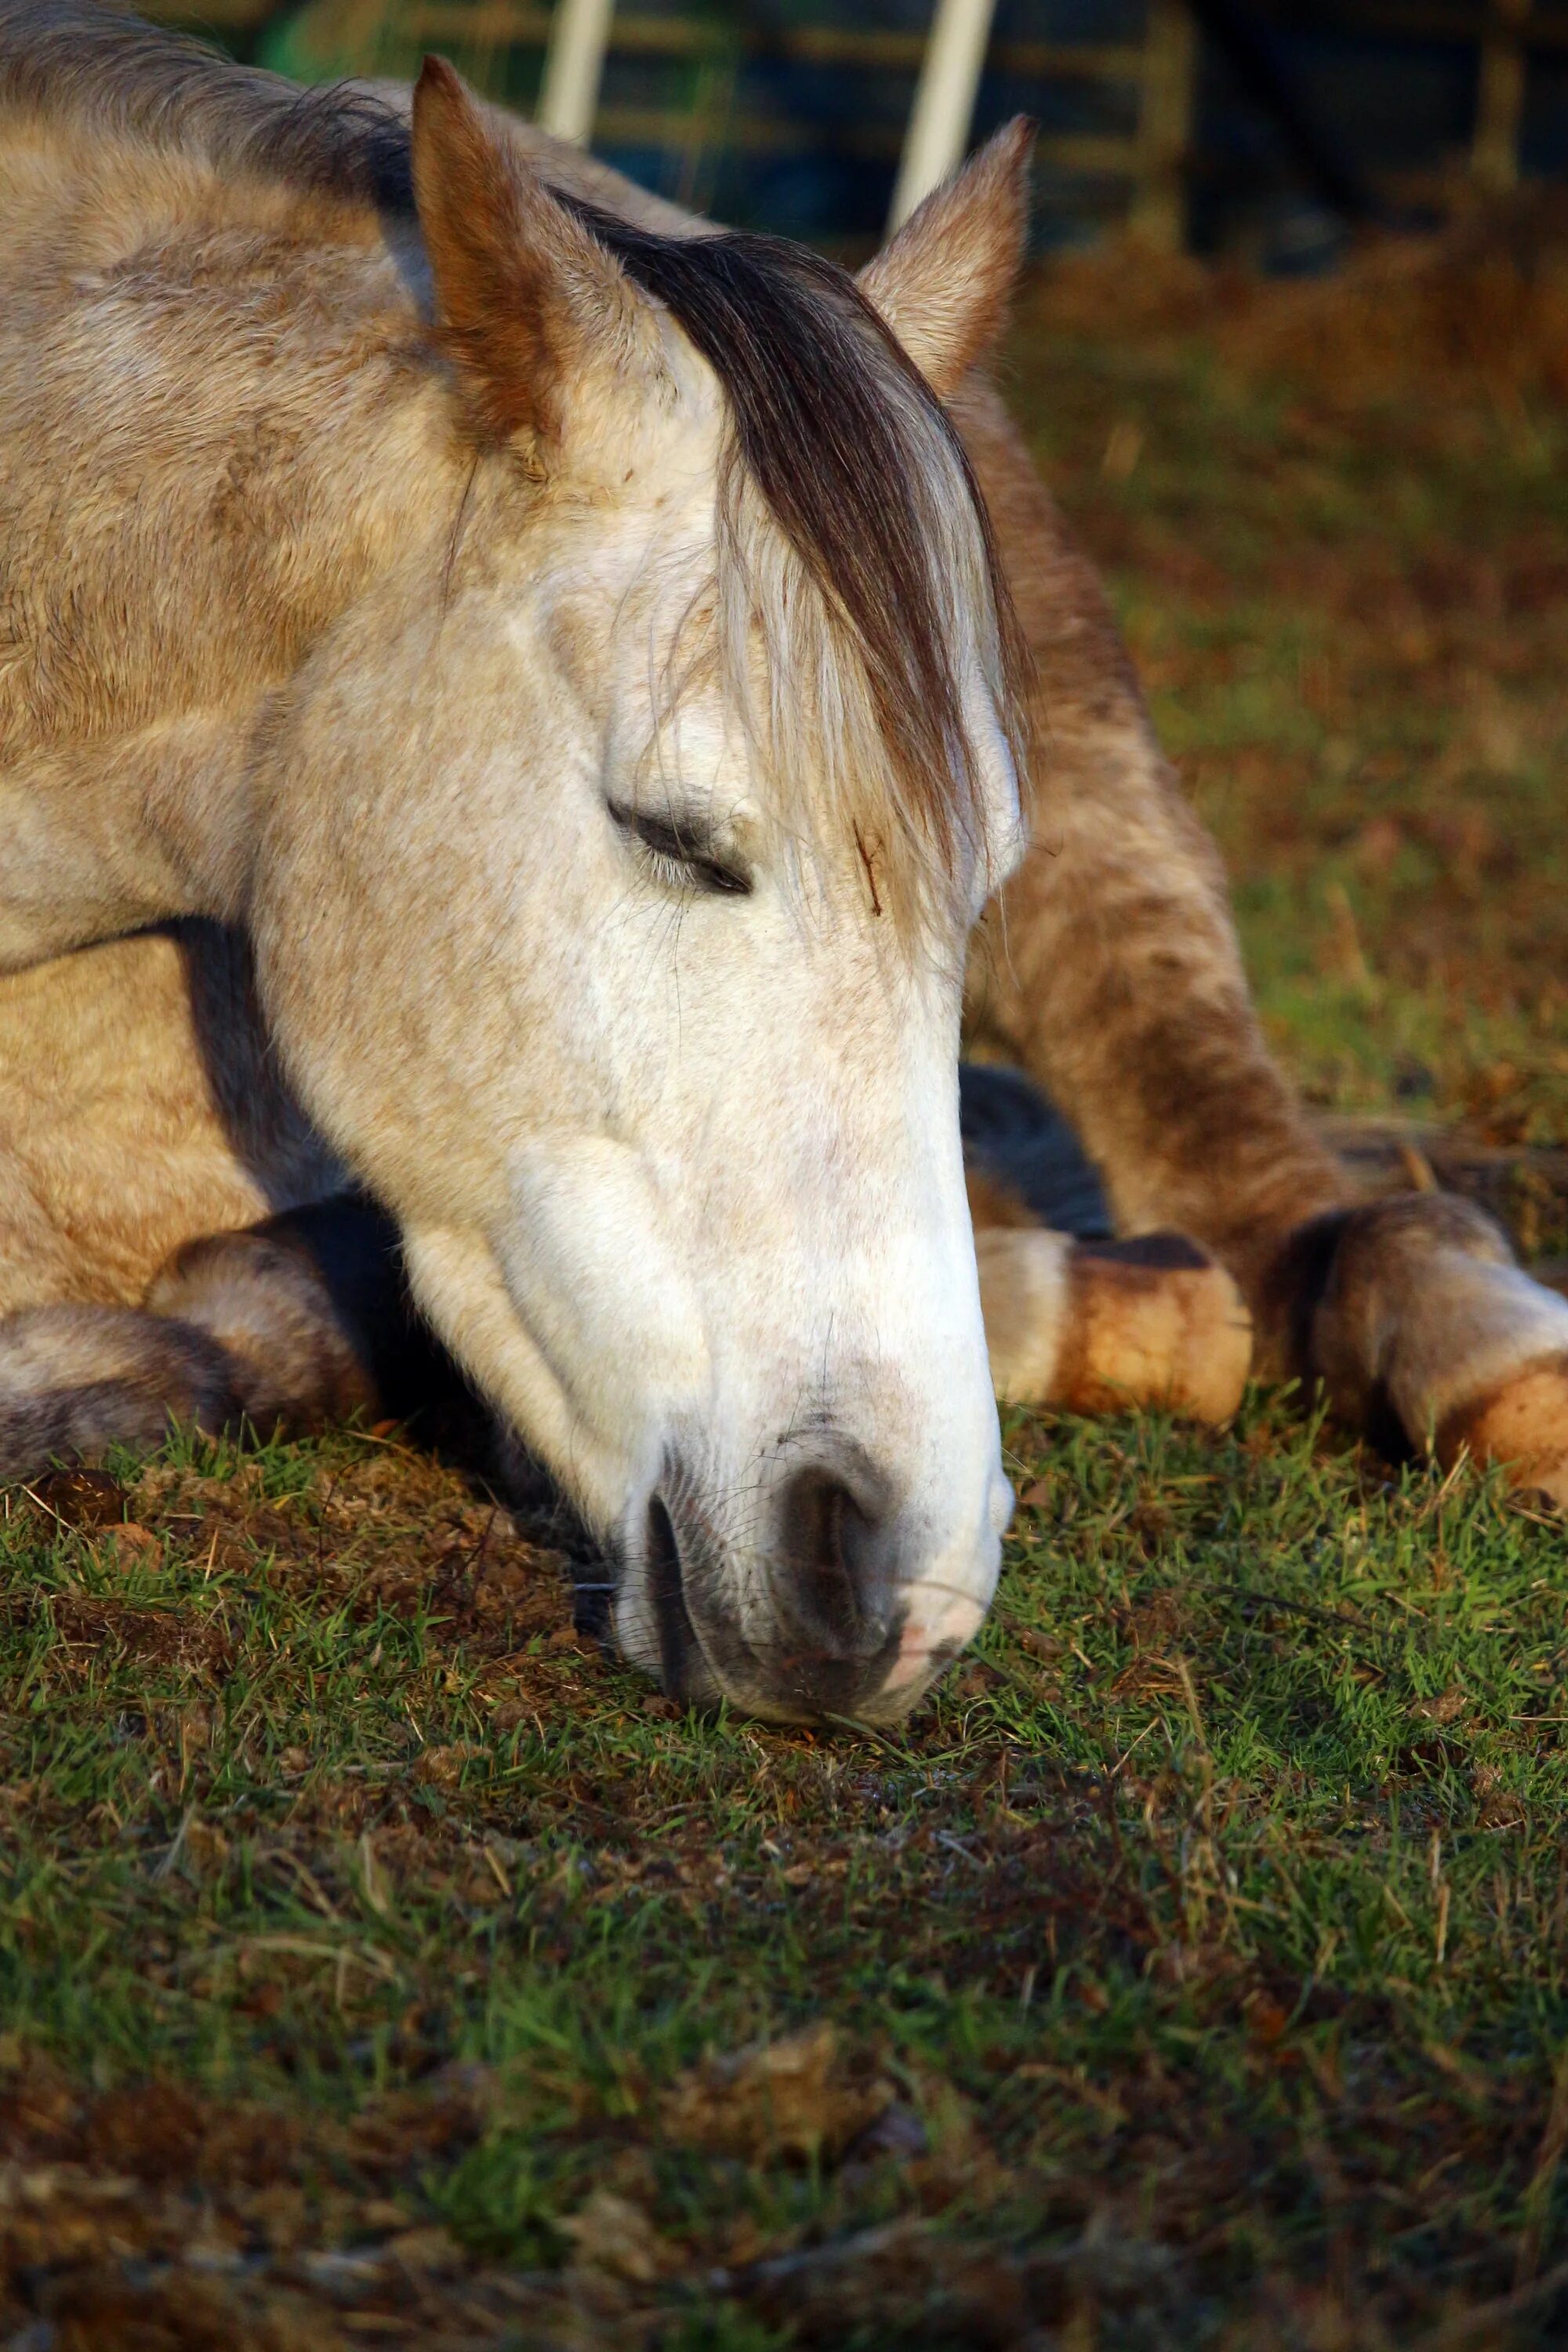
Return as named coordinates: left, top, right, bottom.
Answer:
left=410, top=55, right=647, bottom=450
left=858, top=118, right=1035, bottom=399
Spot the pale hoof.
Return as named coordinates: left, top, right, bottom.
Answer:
left=979, top=1229, right=1253, bottom=1425
left=1436, top=1352, right=1568, bottom=1508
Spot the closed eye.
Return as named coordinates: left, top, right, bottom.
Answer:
left=609, top=803, right=752, bottom=897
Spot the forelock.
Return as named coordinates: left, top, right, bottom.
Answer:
left=568, top=205, right=1029, bottom=933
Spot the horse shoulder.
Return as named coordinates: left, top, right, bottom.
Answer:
left=0, top=927, right=343, bottom=1313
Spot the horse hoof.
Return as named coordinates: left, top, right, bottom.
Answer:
left=1436, top=1352, right=1568, bottom=1508
left=980, top=1229, right=1253, bottom=1423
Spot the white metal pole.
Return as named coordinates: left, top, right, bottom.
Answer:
left=1129, top=0, right=1198, bottom=253
left=889, top=0, right=999, bottom=229
left=1472, top=0, right=1532, bottom=194
left=537, top=0, right=615, bottom=146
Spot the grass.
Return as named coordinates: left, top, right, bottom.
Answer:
left=1006, top=252, right=1568, bottom=1152
left=5, top=253, right=1568, bottom=2347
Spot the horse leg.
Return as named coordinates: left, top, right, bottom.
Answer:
left=956, top=374, right=1568, bottom=1497
left=956, top=373, right=1349, bottom=1276
left=967, top=1163, right=1250, bottom=1421
left=0, top=1198, right=437, bottom=1480
left=0, top=1304, right=249, bottom=1478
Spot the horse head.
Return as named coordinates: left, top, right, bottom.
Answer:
left=249, top=64, right=1033, bottom=1722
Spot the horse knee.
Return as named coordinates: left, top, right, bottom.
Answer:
left=146, top=1207, right=390, bottom=1433
left=146, top=1195, right=451, bottom=1434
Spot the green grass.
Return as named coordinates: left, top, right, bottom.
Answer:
left=6, top=279, right=1568, bottom=2347
left=4, top=1412, right=1568, bottom=2345
left=1006, top=289, right=1568, bottom=1149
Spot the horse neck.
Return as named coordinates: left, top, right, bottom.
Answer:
left=0, top=122, right=464, bottom=949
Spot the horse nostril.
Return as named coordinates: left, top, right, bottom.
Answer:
left=775, top=1463, right=891, bottom=1658
left=646, top=1490, right=695, bottom=1700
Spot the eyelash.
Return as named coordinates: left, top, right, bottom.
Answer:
left=612, top=808, right=751, bottom=898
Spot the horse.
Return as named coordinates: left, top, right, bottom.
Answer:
left=2, top=4, right=1566, bottom=1730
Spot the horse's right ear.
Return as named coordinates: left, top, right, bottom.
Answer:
left=410, top=56, right=648, bottom=452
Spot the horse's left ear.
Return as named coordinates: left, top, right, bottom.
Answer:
left=858, top=119, right=1035, bottom=399
left=411, top=55, right=655, bottom=453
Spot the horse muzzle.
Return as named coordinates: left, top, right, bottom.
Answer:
left=615, top=1441, right=996, bottom=1723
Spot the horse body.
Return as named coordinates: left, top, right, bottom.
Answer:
left=0, top=114, right=455, bottom=967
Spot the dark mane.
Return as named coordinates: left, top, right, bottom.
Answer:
left=0, top=0, right=1028, bottom=898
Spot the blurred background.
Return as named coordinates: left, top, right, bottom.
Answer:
left=142, top=0, right=1568, bottom=1240
left=137, top=0, right=1568, bottom=264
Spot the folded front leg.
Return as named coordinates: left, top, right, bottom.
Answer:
left=955, top=373, right=1568, bottom=1501
left=0, top=1197, right=439, bottom=1482
left=0, top=1302, right=247, bottom=1479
